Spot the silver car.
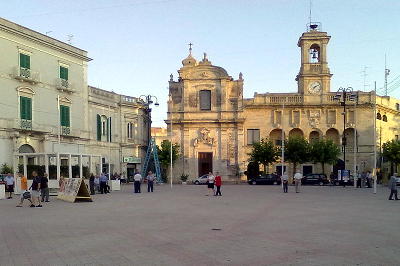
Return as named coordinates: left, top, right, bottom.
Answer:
left=193, top=174, right=209, bottom=185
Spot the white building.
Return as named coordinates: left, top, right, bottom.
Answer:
left=0, top=17, right=150, bottom=179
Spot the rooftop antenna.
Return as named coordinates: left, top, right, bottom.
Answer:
left=67, top=34, right=74, bottom=45
left=45, top=31, right=52, bottom=35
left=384, top=54, right=390, bottom=96
left=361, top=66, right=369, bottom=91
left=309, top=0, right=312, bottom=25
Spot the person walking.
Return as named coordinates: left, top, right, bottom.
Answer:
left=207, top=172, right=215, bottom=196
left=294, top=170, right=302, bottom=193
left=5, top=173, right=14, bottom=199
left=281, top=172, right=289, bottom=193
left=214, top=172, right=222, bottom=196
left=99, top=173, right=108, bottom=194
left=94, top=175, right=100, bottom=192
left=133, top=172, right=142, bottom=193
left=388, top=173, right=399, bottom=200
left=147, top=171, right=155, bottom=192
left=40, top=173, right=49, bottom=202
left=30, top=171, right=42, bottom=207
left=16, top=173, right=32, bottom=207
left=89, top=174, right=95, bottom=195
left=366, top=171, right=372, bottom=188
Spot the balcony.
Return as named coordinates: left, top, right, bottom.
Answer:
left=19, top=119, right=32, bottom=130
left=56, top=78, right=75, bottom=93
left=13, top=67, right=40, bottom=84
left=61, top=126, right=71, bottom=136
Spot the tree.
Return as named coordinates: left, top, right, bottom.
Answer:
left=310, top=139, right=340, bottom=174
left=0, top=163, right=13, bottom=174
left=157, top=140, right=180, bottom=182
left=284, top=136, right=311, bottom=174
left=248, top=138, right=279, bottom=174
left=382, top=140, right=400, bottom=174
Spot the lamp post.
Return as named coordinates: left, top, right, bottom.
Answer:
left=333, top=87, right=357, bottom=183
left=139, top=95, right=159, bottom=176
left=169, top=94, right=173, bottom=188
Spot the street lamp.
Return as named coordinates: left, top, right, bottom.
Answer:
left=168, top=93, right=173, bottom=188
left=139, top=95, right=159, bottom=143
left=334, top=87, right=357, bottom=183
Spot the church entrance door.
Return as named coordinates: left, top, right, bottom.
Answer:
left=198, top=152, right=213, bottom=177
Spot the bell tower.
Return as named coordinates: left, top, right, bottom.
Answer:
left=296, top=23, right=332, bottom=95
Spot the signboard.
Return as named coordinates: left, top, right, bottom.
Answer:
left=342, top=170, right=350, bottom=182
left=57, top=178, right=92, bottom=203
left=123, top=157, right=141, bottom=163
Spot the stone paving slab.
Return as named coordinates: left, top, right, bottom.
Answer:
left=0, top=184, right=399, bottom=266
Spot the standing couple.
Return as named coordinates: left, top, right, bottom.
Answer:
left=207, top=171, right=222, bottom=196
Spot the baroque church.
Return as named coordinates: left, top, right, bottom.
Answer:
left=167, top=23, right=400, bottom=182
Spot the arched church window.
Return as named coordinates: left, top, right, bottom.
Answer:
left=382, top=115, right=387, bottom=122
left=309, top=44, right=320, bottom=63
left=377, top=113, right=381, bottom=120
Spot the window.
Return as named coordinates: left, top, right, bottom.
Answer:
left=96, top=114, right=111, bottom=142
left=347, top=110, right=355, bottom=123
left=102, top=121, right=106, bottom=135
left=20, top=96, right=32, bottom=120
left=396, top=103, right=399, bottom=111
left=382, top=115, right=387, bottom=122
left=377, top=113, right=381, bottom=120
left=328, top=110, right=336, bottom=124
left=19, top=53, right=30, bottom=69
left=275, top=139, right=283, bottom=146
left=60, top=105, right=70, bottom=127
left=247, top=129, right=260, bottom=145
left=127, top=122, right=133, bottom=139
left=292, top=110, right=300, bottom=124
left=274, top=111, right=282, bottom=124
left=60, top=66, right=68, bottom=80
left=199, top=90, right=211, bottom=110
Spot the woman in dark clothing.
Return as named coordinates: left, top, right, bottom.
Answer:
left=89, top=174, right=95, bottom=195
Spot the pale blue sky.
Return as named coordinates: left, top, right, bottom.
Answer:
left=2, top=0, right=400, bottom=126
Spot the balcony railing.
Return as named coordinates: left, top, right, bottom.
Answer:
left=13, top=67, right=40, bottom=84
left=61, top=126, right=71, bottom=135
left=56, top=78, right=75, bottom=93
left=20, top=119, right=32, bottom=130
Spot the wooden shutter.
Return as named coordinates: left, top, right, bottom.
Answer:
left=108, top=117, right=112, bottom=142
left=60, top=106, right=70, bottom=127
left=20, top=96, right=32, bottom=120
left=20, top=54, right=30, bottom=69
left=60, top=66, right=68, bottom=80
left=96, top=114, right=101, bottom=141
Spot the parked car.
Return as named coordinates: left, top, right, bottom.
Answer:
left=193, top=174, right=209, bottom=185
left=248, top=173, right=281, bottom=185
left=301, top=173, right=329, bottom=186
left=331, top=175, right=355, bottom=186
left=395, top=176, right=400, bottom=186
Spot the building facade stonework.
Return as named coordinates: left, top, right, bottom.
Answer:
left=167, top=25, right=400, bottom=182
left=0, top=18, right=149, bottom=179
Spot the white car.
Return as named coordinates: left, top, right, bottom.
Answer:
left=193, top=174, right=209, bottom=185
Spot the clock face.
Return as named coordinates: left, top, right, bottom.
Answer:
left=308, top=81, right=322, bottom=94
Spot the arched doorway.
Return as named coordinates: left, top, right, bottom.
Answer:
left=326, top=128, right=340, bottom=145
left=289, top=128, right=304, bottom=138
left=269, top=129, right=284, bottom=146
left=309, top=131, right=320, bottom=143
left=18, top=144, right=35, bottom=165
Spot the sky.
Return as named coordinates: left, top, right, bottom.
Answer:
left=2, top=0, right=400, bottom=126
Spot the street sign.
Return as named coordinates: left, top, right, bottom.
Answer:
left=123, top=157, right=141, bottom=163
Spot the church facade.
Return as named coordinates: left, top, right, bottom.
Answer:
left=167, top=24, right=400, bottom=182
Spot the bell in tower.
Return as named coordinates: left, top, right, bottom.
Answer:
left=296, top=22, right=333, bottom=95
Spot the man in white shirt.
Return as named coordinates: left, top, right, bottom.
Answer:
left=133, top=172, right=142, bottom=193
left=5, top=173, right=14, bottom=199
left=281, top=172, right=289, bottom=193
left=294, top=171, right=303, bottom=193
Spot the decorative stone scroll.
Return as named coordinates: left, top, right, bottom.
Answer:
left=193, top=128, right=214, bottom=147
left=309, top=110, right=321, bottom=128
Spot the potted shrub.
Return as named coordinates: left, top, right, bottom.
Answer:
left=180, top=174, right=189, bottom=184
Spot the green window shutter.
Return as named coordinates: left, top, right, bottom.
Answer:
left=106, top=117, right=110, bottom=142
left=96, top=114, right=101, bottom=141
left=20, top=54, right=30, bottom=69
left=20, top=96, right=32, bottom=120
left=60, top=66, right=68, bottom=80
left=65, top=106, right=70, bottom=127
left=60, top=106, right=70, bottom=127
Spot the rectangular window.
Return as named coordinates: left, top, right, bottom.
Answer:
left=292, top=110, right=300, bottom=124
left=199, top=90, right=211, bottom=110
left=60, top=105, right=70, bottom=127
left=247, top=129, right=260, bottom=145
left=328, top=110, right=336, bottom=124
left=19, top=53, right=30, bottom=69
left=274, top=111, right=282, bottom=124
left=60, top=66, right=68, bottom=80
left=20, top=96, right=32, bottom=120
left=348, top=110, right=355, bottom=123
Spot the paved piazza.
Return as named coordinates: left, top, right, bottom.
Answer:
left=0, top=184, right=399, bottom=266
